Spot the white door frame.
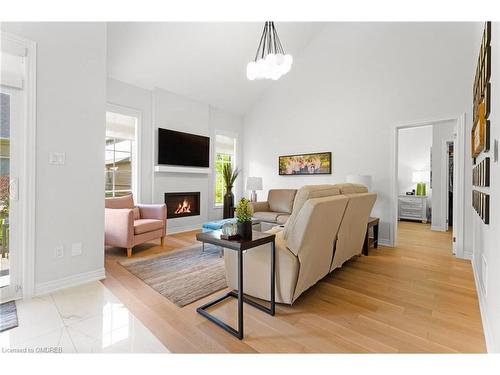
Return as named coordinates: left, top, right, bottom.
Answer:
left=106, top=103, right=142, bottom=202
left=439, top=139, right=454, bottom=232
left=390, top=113, right=466, bottom=258
left=0, top=32, right=37, bottom=300
left=441, top=139, right=457, bottom=254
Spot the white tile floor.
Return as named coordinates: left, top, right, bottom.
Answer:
left=0, top=281, right=169, bottom=353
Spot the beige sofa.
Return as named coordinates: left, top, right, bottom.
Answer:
left=250, top=189, right=297, bottom=225
left=224, top=183, right=376, bottom=304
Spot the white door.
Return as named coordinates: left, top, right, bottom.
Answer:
left=0, top=51, right=26, bottom=302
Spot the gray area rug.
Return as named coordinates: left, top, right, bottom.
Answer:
left=0, top=300, right=19, bottom=333
left=120, top=244, right=227, bottom=307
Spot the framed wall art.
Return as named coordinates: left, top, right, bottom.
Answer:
left=472, top=190, right=490, bottom=224
left=473, top=157, right=490, bottom=187
left=278, top=152, right=332, bottom=175
left=472, top=22, right=491, bottom=160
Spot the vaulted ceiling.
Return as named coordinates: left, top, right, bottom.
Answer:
left=106, top=22, right=326, bottom=115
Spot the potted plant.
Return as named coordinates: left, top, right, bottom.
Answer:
left=222, top=163, right=240, bottom=219
left=235, top=198, right=253, bottom=240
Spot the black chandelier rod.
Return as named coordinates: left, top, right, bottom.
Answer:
left=254, top=22, right=267, bottom=61
left=253, top=21, right=285, bottom=62
left=272, top=23, right=285, bottom=54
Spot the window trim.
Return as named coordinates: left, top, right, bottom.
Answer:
left=214, top=152, right=233, bottom=208
left=213, top=129, right=238, bottom=209
left=106, top=103, right=142, bottom=202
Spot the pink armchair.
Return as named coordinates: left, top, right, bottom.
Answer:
left=105, top=194, right=167, bottom=257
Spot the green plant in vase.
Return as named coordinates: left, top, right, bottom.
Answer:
left=222, top=163, right=240, bottom=219
left=235, top=198, right=253, bottom=239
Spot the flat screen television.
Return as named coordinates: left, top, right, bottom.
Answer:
left=158, top=128, right=210, bottom=167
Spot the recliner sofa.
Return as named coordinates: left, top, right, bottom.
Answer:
left=224, top=183, right=376, bottom=304
left=250, top=189, right=297, bottom=225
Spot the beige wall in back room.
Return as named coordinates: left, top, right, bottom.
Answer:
left=398, top=125, right=432, bottom=196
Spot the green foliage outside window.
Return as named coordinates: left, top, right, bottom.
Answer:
left=215, top=153, right=232, bottom=205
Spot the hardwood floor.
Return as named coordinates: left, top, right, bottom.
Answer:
left=103, top=221, right=486, bottom=353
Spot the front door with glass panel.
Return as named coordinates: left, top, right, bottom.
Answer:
left=0, top=85, right=23, bottom=302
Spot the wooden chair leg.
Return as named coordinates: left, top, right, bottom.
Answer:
left=362, top=230, right=369, bottom=256
left=127, top=247, right=132, bottom=257
left=160, top=236, right=165, bottom=247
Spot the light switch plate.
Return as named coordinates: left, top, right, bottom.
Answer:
left=49, top=152, right=65, bottom=165
left=71, top=242, right=82, bottom=256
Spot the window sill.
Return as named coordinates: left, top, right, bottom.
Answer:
left=213, top=205, right=223, bottom=209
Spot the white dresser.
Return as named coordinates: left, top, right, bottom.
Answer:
left=398, top=195, right=428, bottom=223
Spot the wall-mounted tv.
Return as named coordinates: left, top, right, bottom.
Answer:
left=158, top=128, right=210, bottom=168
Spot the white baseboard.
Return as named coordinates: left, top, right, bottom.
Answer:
left=378, top=238, right=392, bottom=247
left=167, top=224, right=201, bottom=235
left=471, top=259, right=495, bottom=353
left=463, top=251, right=473, bottom=260
left=35, top=268, right=106, bottom=296
left=431, top=224, right=448, bottom=232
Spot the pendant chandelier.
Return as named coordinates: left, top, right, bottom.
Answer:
left=246, top=22, right=293, bottom=81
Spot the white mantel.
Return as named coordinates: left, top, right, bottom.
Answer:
left=154, top=165, right=212, bottom=174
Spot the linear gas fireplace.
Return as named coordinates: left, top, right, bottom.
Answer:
left=165, top=192, right=200, bottom=219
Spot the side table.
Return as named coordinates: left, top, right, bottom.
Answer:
left=363, top=217, right=379, bottom=255
left=195, top=230, right=276, bottom=339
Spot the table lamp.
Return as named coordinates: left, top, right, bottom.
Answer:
left=412, top=170, right=430, bottom=196
left=246, top=177, right=263, bottom=202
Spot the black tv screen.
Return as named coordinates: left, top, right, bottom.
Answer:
left=158, top=128, right=210, bottom=167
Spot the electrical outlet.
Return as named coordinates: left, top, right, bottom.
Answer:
left=55, top=245, right=64, bottom=258
left=71, top=242, right=82, bottom=256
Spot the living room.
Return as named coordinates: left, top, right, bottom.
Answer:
left=1, top=1, right=500, bottom=372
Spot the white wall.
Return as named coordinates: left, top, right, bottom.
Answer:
left=152, top=88, right=244, bottom=232
left=107, top=81, right=244, bottom=233
left=431, top=120, right=455, bottom=230
left=398, top=125, right=432, bottom=196
left=472, top=23, right=500, bottom=353
left=0, top=23, right=107, bottom=291
left=152, top=88, right=210, bottom=233
left=243, top=22, right=481, bottom=246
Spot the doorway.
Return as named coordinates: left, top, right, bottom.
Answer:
left=391, top=115, right=465, bottom=257
left=0, top=33, right=36, bottom=302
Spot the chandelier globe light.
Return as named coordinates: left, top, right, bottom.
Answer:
left=247, top=22, right=293, bottom=81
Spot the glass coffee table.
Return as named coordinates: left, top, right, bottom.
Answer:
left=200, top=218, right=261, bottom=252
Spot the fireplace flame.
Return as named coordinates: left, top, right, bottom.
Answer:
left=174, top=199, right=192, bottom=214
